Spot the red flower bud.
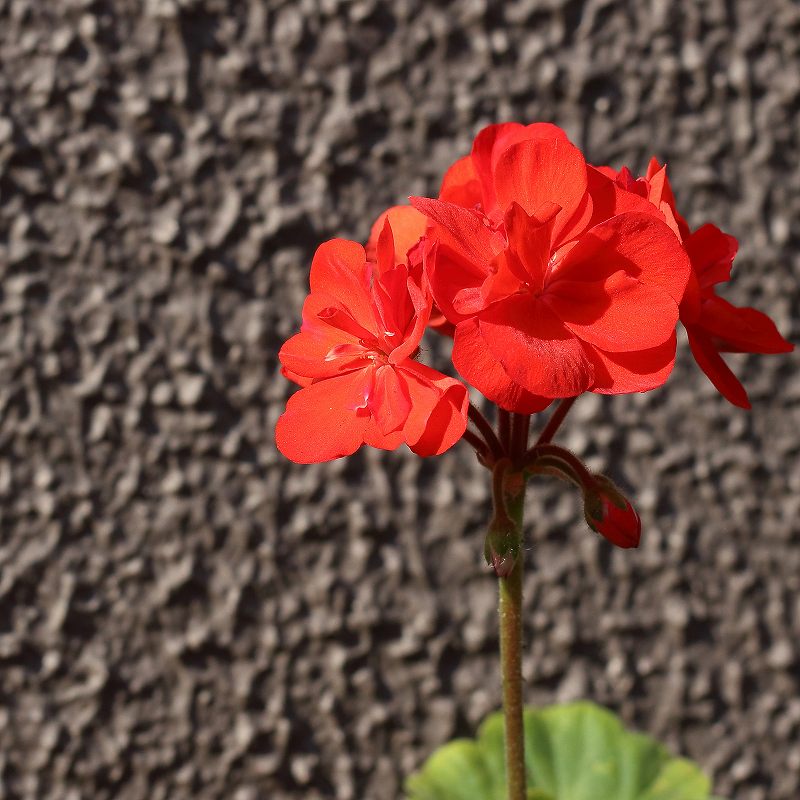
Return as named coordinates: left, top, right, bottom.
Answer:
left=584, top=479, right=641, bottom=549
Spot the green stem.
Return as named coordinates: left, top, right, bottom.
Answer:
left=498, top=471, right=526, bottom=800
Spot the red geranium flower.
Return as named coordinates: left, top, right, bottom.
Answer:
left=411, top=125, right=691, bottom=412
left=680, top=224, right=793, bottom=408
left=275, top=221, right=470, bottom=463
left=599, top=160, right=794, bottom=407
left=438, top=121, right=571, bottom=216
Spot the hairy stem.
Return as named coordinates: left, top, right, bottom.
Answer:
left=498, top=409, right=512, bottom=453
left=522, top=443, right=597, bottom=490
left=536, top=396, right=577, bottom=446
left=498, top=470, right=526, bottom=800
left=468, top=403, right=504, bottom=461
left=510, top=413, right=530, bottom=462
left=462, top=428, right=492, bottom=464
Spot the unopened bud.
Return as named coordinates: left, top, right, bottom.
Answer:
left=484, top=513, right=519, bottom=577
left=583, top=476, right=641, bottom=549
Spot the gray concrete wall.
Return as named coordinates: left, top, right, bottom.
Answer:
left=0, top=1, right=798, bottom=798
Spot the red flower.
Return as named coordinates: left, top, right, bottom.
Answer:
left=584, top=487, right=641, bottom=549
left=366, top=204, right=456, bottom=337
left=593, top=158, right=690, bottom=241
left=680, top=224, right=793, bottom=408
left=365, top=205, right=427, bottom=266
left=599, top=159, right=794, bottom=407
left=275, top=222, right=469, bottom=463
left=411, top=125, right=691, bottom=412
left=438, top=121, right=570, bottom=216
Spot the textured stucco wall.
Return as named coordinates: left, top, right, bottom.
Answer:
left=0, top=1, right=798, bottom=798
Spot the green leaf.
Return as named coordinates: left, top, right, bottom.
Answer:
left=637, top=758, right=712, bottom=800
left=527, top=791, right=556, bottom=800
left=405, top=702, right=713, bottom=800
left=404, top=740, right=501, bottom=800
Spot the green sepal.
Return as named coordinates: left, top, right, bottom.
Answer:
left=484, top=512, right=520, bottom=577
left=590, top=474, right=628, bottom=511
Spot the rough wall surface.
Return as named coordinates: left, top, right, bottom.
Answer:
left=0, top=1, right=798, bottom=799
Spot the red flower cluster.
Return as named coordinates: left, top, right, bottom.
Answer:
left=276, top=122, right=792, bottom=463
left=275, top=223, right=469, bottom=463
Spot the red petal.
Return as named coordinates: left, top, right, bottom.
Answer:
left=645, top=163, right=667, bottom=206
left=439, top=155, right=482, bottom=208
left=585, top=166, right=665, bottom=229
left=493, top=137, right=588, bottom=244
left=281, top=366, right=313, bottom=388
left=471, top=122, right=569, bottom=212
left=375, top=217, right=396, bottom=273
left=409, top=196, right=504, bottom=268
left=698, top=296, right=794, bottom=354
left=399, top=272, right=432, bottom=358
left=397, top=361, right=469, bottom=456
left=279, top=329, right=365, bottom=381
left=551, top=212, right=690, bottom=305
left=369, top=263, right=409, bottom=341
left=686, top=328, right=751, bottom=409
left=304, top=290, right=376, bottom=341
left=503, top=201, right=559, bottom=291
left=471, top=203, right=562, bottom=310
left=366, top=206, right=428, bottom=264
left=475, top=251, right=527, bottom=310
left=410, top=385, right=469, bottom=456
left=517, top=122, right=570, bottom=141
left=684, top=224, right=738, bottom=288
left=594, top=165, right=619, bottom=179
left=363, top=420, right=405, bottom=450
left=471, top=123, right=522, bottom=210
left=658, top=202, right=684, bottom=242
left=556, top=189, right=595, bottom=245
left=644, top=157, right=662, bottom=182
left=370, top=364, right=412, bottom=435
left=275, top=370, right=374, bottom=463
left=645, top=158, right=690, bottom=240
left=587, top=333, right=677, bottom=394
left=281, top=291, right=375, bottom=380
left=425, top=243, right=488, bottom=324
left=477, top=295, right=594, bottom=398
left=679, top=272, right=702, bottom=325
left=546, top=273, right=678, bottom=352
left=309, top=240, right=377, bottom=336
left=452, top=319, right=552, bottom=413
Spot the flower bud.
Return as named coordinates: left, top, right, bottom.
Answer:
left=583, top=476, right=641, bottom=549
left=484, top=513, right=519, bottom=578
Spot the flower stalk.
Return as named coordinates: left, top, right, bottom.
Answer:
left=468, top=403, right=504, bottom=463
left=497, top=467, right=526, bottom=800
left=498, top=409, right=512, bottom=453
left=535, top=396, right=577, bottom=446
